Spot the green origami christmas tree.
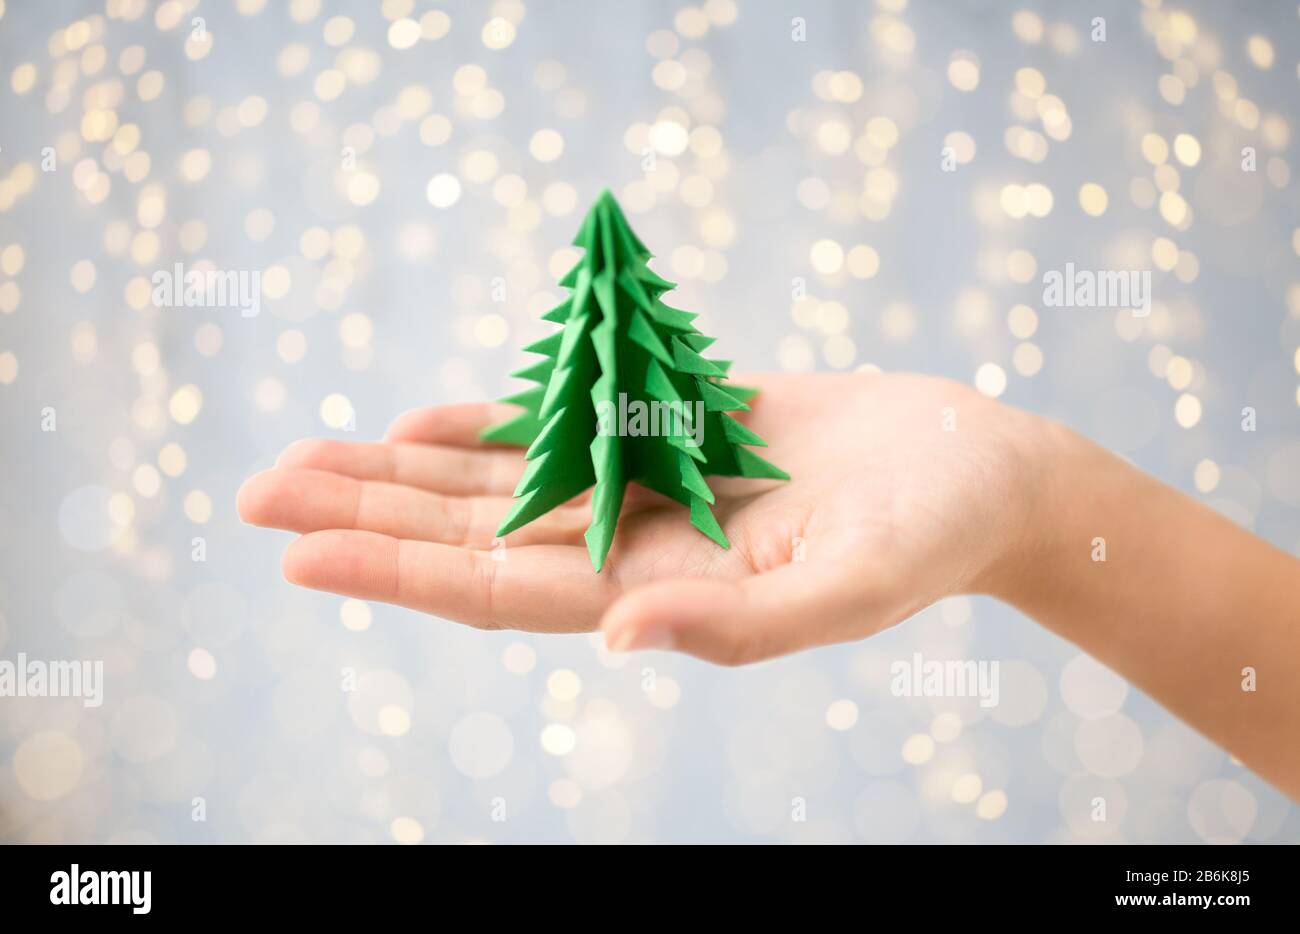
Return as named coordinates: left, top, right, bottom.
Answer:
left=481, top=189, right=788, bottom=571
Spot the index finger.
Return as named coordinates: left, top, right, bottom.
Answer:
left=282, top=529, right=620, bottom=632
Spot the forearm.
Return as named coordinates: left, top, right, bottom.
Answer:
left=995, top=420, right=1300, bottom=799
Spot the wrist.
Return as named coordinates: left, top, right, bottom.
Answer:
left=972, top=410, right=1083, bottom=608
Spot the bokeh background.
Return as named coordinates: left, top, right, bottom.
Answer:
left=2, top=0, right=1299, bottom=843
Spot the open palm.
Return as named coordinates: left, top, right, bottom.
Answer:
left=238, top=372, right=1036, bottom=664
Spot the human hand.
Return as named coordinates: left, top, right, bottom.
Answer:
left=237, top=372, right=1046, bottom=665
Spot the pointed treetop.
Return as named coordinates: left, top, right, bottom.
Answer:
left=572, top=188, right=649, bottom=262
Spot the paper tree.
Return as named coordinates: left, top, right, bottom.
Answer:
left=481, top=189, right=788, bottom=571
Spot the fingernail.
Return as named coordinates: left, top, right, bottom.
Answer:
left=606, top=625, right=675, bottom=653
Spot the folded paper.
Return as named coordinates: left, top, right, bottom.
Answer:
left=482, top=189, right=788, bottom=571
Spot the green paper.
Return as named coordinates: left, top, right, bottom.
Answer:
left=481, top=189, right=788, bottom=571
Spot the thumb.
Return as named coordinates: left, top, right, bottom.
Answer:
left=599, top=564, right=865, bottom=666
